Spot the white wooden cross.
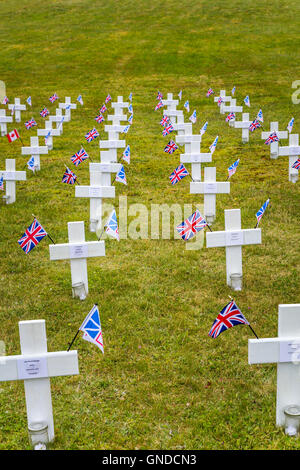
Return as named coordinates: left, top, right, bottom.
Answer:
left=172, top=122, right=192, bottom=137
left=206, top=209, right=261, bottom=289
left=8, top=98, right=26, bottom=122
left=104, top=124, right=128, bottom=141
left=21, top=136, right=49, bottom=171
left=176, top=133, right=212, bottom=181
left=75, top=165, right=117, bottom=232
left=111, top=96, right=129, bottom=115
left=0, top=109, right=13, bottom=136
left=222, top=98, right=243, bottom=116
left=214, top=89, right=232, bottom=114
left=162, top=93, right=179, bottom=114
left=49, top=221, right=105, bottom=298
left=106, top=110, right=128, bottom=126
left=0, top=159, right=26, bottom=204
left=163, top=109, right=184, bottom=126
left=59, top=96, right=77, bottom=120
left=249, top=304, right=300, bottom=432
left=37, top=120, right=61, bottom=150
left=233, top=113, right=252, bottom=143
left=49, top=108, right=68, bottom=127
left=278, top=134, right=300, bottom=183
left=261, top=122, right=288, bottom=159
left=99, top=138, right=126, bottom=185
left=190, top=167, right=230, bottom=223
left=0, top=319, right=79, bottom=443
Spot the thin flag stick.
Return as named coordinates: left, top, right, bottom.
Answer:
left=248, top=324, right=259, bottom=340
left=67, top=329, right=80, bottom=352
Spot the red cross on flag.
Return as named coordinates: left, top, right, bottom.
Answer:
left=6, top=128, right=20, bottom=143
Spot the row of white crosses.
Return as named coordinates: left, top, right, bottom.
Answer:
left=0, top=159, right=26, bottom=204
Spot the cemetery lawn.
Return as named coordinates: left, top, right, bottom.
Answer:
left=1, top=0, right=300, bottom=450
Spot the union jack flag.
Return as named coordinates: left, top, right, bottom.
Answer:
left=228, top=159, right=240, bottom=178
left=85, top=128, right=99, bottom=142
left=105, top=94, right=112, bottom=104
left=18, top=218, right=47, bottom=254
left=189, top=110, right=197, bottom=124
left=2, top=96, right=9, bottom=105
left=226, top=112, right=235, bottom=122
left=206, top=88, right=214, bottom=97
left=249, top=119, right=261, bottom=132
left=79, top=304, right=104, bottom=354
left=256, top=109, right=263, bottom=122
left=40, top=107, right=49, bottom=117
left=62, top=167, right=77, bottom=184
left=71, top=147, right=89, bottom=166
left=157, top=91, right=163, bottom=100
left=115, top=165, right=127, bottom=185
left=217, top=97, right=223, bottom=107
left=200, top=121, right=208, bottom=136
left=292, top=158, right=300, bottom=169
left=99, top=104, right=107, bottom=113
left=164, top=140, right=178, bottom=154
left=162, top=123, right=174, bottom=136
left=176, top=210, right=207, bottom=241
left=256, top=198, right=270, bottom=224
left=25, top=118, right=37, bottom=129
left=287, top=117, right=294, bottom=133
left=264, top=132, right=279, bottom=145
left=208, top=301, right=249, bottom=339
left=155, top=100, right=164, bottom=111
left=95, top=113, right=104, bottom=124
left=209, top=136, right=218, bottom=154
left=160, top=115, right=170, bottom=127
left=49, top=93, right=58, bottom=103
left=169, top=164, right=189, bottom=185
left=184, top=100, right=190, bottom=113
left=122, top=145, right=130, bottom=164
left=0, top=175, right=4, bottom=190
left=105, top=209, right=120, bottom=241
left=244, top=95, right=250, bottom=107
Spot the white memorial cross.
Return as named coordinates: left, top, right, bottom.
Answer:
left=8, top=98, right=26, bottom=122
left=172, top=121, right=192, bottom=137
left=0, top=319, right=79, bottom=443
left=233, top=113, right=252, bottom=143
left=59, top=96, right=77, bottom=120
left=111, top=96, right=129, bottom=115
left=0, top=109, right=13, bottom=136
left=49, top=108, right=69, bottom=127
left=49, top=221, right=105, bottom=298
left=21, top=136, right=49, bottom=171
left=0, top=159, right=26, bottom=204
left=37, top=120, right=61, bottom=150
left=278, top=133, right=300, bottom=183
left=104, top=124, right=128, bottom=141
left=176, top=133, right=212, bottom=181
left=261, top=122, right=288, bottom=159
left=162, top=93, right=179, bottom=114
left=75, top=165, right=117, bottom=232
left=190, top=167, right=230, bottom=223
left=206, top=209, right=261, bottom=289
left=249, top=304, right=300, bottom=434
left=99, top=138, right=126, bottom=185
left=214, top=89, right=232, bottom=114
left=222, top=98, right=243, bottom=117
left=163, top=109, right=184, bottom=126
left=106, top=110, right=128, bottom=126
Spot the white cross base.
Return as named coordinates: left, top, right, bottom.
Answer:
left=233, top=113, right=251, bottom=143
left=190, top=167, right=230, bottom=223
left=49, top=221, right=105, bottom=298
left=249, top=304, right=300, bottom=430
left=0, top=319, right=78, bottom=443
left=21, top=136, right=49, bottom=171
left=278, top=134, right=299, bottom=183
left=0, top=159, right=26, bottom=204
left=0, top=109, right=13, bottom=136
left=206, top=209, right=261, bottom=289
left=261, top=122, right=288, bottom=159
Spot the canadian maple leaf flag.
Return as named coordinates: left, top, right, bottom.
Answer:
left=6, top=129, right=20, bottom=143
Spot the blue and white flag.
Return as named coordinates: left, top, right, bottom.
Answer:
left=178, top=90, right=182, bottom=100
left=128, top=114, right=133, bottom=124
left=115, top=165, right=127, bottom=185
left=228, top=159, right=240, bottom=178
left=256, top=199, right=270, bottom=225
left=105, top=209, right=120, bottom=241
left=184, top=100, right=190, bottom=113
left=79, top=304, right=104, bottom=353
left=256, top=109, right=263, bottom=122
left=26, top=96, right=32, bottom=106
left=122, top=124, right=130, bottom=134
left=128, top=104, right=133, bottom=114
left=209, top=136, right=218, bottom=154
left=244, top=95, right=250, bottom=107
left=77, top=94, right=83, bottom=105
left=122, top=145, right=130, bottom=164
left=44, top=131, right=51, bottom=145
left=287, top=117, right=294, bottom=133
left=200, top=121, right=208, bottom=136
left=27, top=156, right=36, bottom=172
left=128, top=92, right=132, bottom=102
left=231, top=86, right=236, bottom=96
left=189, top=110, right=197, bottom=124
left=0, top=175, right=4, bottom=190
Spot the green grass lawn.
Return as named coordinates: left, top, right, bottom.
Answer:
left=0, top=0, right=300, bottom=450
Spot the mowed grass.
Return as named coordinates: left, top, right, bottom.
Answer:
left=0, top=0, right=300, bottom=450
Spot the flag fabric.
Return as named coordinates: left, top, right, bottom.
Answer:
left=256, top=109, right=263, bottom=122
left=162, top=123, right=174, bottom=136
left=208, top=300, right=249, bottom=339
left=10, top=106, right=15, bottom=116
left=128, top=104, right=133, bottom=114
left=164, top=140, right=178, bottom=154
left=256, top=199, right=270, bottom=224
left=62, top=167, right=77, bottom=185
left=264, top=132, right=279, bottom=145
left=200, top=121, right=208, bottom=136
left=244, top=95, right=250, bottom=107
left=49, top=93, right=58, bottom=103
left=25, top=118, right=37, bottom=129
left=100, top=104, right=107, bottom=113
left=128, top=114, right=133, bottom=124
left=157, top=91, right=163, bottom=100
left=115, top=165, right=127, bottom=185
left=169, top=164, right=189, bottom=185
left=178, top=90, right=182, bottom=100
left=79, top=304, right=104, bottom=354
left=122, top=124, right=130, bottom=134
left=105, top=94, right=112, bottom=104
left=206, top=88, right=214, bottom=97
left=217, top=97, right=223, bottom=107
left=155, top=100, right=164, bottom=111
left=2, top=96, right=9, bottom=105
left=40, top=107, right=49, bottom=117
left=287, top=117, right=294, bottom=133
left=44, top=131, right=51, bottom=145
left=184, top=100, right=190, bottom=113
left=85, top=128, right=99, bottom=142
left=77, top=95, right=83, bottom=105
left=95, top=113, right=104, bottom=124
left=27, top=156, right=36, bottom=172
left=231, top=86, right=236, bottom=96
left=6, top=128, right=20, bottom=143
left=228, top=158, right=240, bottom=178
left=26, top=96, right=32, bottom=106
left=105, top=209, right=120, bottom=241
left=71, top=147, right=89, bottom=166
left=176, top=210, right=207, bottom=241
left=122, top=145, right=130, bottom=164
left=226, top=112, right=235, bottom=122
left=189, top=110, right=197, bottom=124
left=160, top=115, right=170, bottom=127
left=249, top=119, right=261, bottom=132
left=0, top=176, right=4, bottom=190
left=128, top=92, right=133, bottom=102
left=18, top=218, right=47, bottom=254
left=209, top=136, right=218, bottom=154
left=292, top=158, right=300, bottom=169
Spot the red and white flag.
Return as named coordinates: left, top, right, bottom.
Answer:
left=6, top=128, right=20, bottom=143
